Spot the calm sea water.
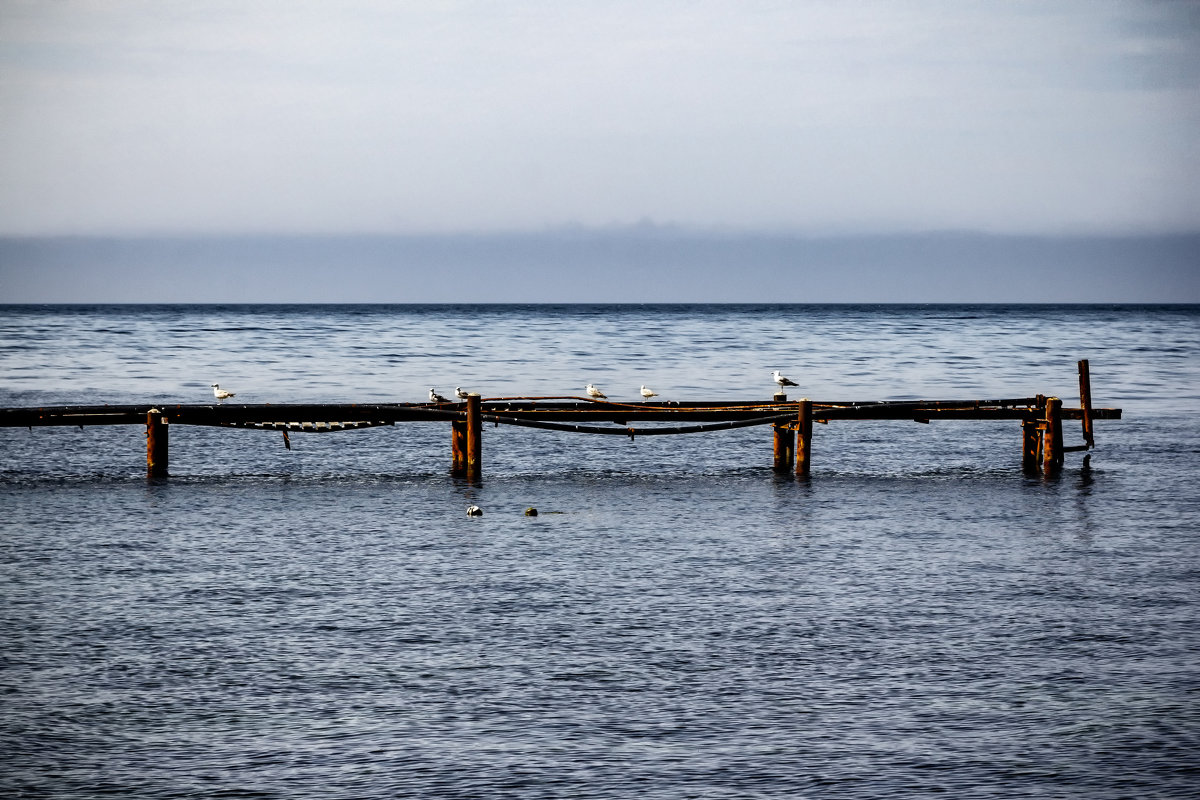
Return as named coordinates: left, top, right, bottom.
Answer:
left=1, top=304, right=1198, bottom=799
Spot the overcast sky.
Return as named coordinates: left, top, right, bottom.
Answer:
left=2, top=0, right=1198, bottom=237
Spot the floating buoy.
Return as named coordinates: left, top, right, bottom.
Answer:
left=524, top=507, right=538, bottom=516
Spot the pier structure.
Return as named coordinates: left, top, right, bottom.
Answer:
left=0, top=360, right=1119, bottom=482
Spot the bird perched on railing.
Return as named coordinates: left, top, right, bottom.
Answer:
left=772, top=371, right=798, bottom=388
left=211, top=383, right=235, bottom=402
left=455, top=387, right=469, bottom=400
left=640, top=385, right=659, bottom=398
left=429, top=388, right=450, bottom=403
left=586, top=384, right=607, bottom=400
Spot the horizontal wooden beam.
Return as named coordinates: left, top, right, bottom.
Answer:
left=0, top=399, right=1121, bottom=429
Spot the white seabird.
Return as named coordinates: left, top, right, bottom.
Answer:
left=211, top=383, right=235, bottom=402
left=640, top=385, right=659, bottom=398
left=586, top=384, right=607, bottom=400
left=430, top=388, right=450, bottom=403
left=466, top=505, right=483, bottom=517
left=772, top=370, right=799, bottom=388
left=455, top=387, right=469, bottom=400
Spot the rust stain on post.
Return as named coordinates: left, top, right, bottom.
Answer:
left=146, top=409, right=168, bottom=478
left=796, top=398, right=813, bottom=477
left=1022, top=419, right=1041, bottom=475
left=451, top=419, right=467, bottom=476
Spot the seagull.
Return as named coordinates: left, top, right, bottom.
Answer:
left=455, top=387, right=470, bottom=400
left=586, top=384, right=607, bottom=400
left=772, top=370, right=799, bottom=388
left=211, top=383, right=235, bottom=402
left=429, top=388, right=450, bottom=403
left=640, top=385, right=659, bottom=398
left=466, top=505, right=483, bottom=517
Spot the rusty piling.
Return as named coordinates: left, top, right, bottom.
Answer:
left=1078, top=359, right=1094, bottom=450
left=772, top=392, right=794, bottom=472
left=1021, top=419, right=1041, bottom=475
left=146, top=409, right=168, bottom=478
left=465, top=393, right=482, bottom=481
left=451, top=419, right=467, bottom=476
left=796, top=398, right=812, bottom=477
left=1042, top=396, right=1064, bottom=476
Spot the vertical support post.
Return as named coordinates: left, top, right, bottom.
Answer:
left=451, top=419, right=467, bottom=476
left=772, top=392, right=793, bottom=472
left=465, top=393, right=482, bottom=481
left=796, top=398, right=812, bottom=478
left=1042, top=396, right=1063, bottom=476
left=146, top=409, right=168, bottom=478
left=1077, top=358, right=1094, bottom=450
left=1021, top=419, right=1040, bottom=474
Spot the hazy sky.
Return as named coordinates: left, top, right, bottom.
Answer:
left=2, top=0, right=1199, bottom=237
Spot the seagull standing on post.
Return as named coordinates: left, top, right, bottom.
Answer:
left=430, top=388, right=450, bottom=403
left=772, top=370, right=799, bottom=388
left=640, top=385, right=659, bottom=398
left=455, top=387, right=469, bottom=400
left=586, top=384, right=607, bottom=400
left=211, top=384, right=235, bottom=402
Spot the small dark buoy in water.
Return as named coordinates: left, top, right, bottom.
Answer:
left=524, top=507, right=538, bottom=516
left=466, top=505, right=483, bottom=517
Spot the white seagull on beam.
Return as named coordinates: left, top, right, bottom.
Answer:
left=772, top=371, right=799, bottom=388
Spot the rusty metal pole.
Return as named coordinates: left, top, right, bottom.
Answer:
left=1042, top=396, right=1063, bottom=476
left=772, top=392, right=793, bottom=472
left=1021, top=419, right=1040, bottom=475
left=146, top=409, right=168, bottom=478
left=451, top=419, right=467, bottom=476
left=1078, top=359, right=1094, bottom=450
left=796, top=399, right=813, bottom=477
left=465, top=393, right=482, bottom=481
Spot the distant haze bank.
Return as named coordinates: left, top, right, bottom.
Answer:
left=1, top=231, right=1197, bottom=303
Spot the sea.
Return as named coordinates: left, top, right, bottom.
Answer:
left=0, top=303, right=1197, bottom=799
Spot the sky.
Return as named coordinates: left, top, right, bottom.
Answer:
left=0, top=1, right=1198, bottom=301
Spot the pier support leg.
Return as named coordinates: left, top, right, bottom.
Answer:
left=451, top=420, right=467, bottom=476
left=1042, top=396, right=1063, bottom=476
left=146, top=409, right=168, bottom=479
left=796, top=399, right=812, bottom=478
left=465, top=393, right=482, bottom=482
left=1078, top=359, right=1094, bottom=450
left=772, top=392, right=793, bottom=472
left=1022, top=419, right=1040, bottom=475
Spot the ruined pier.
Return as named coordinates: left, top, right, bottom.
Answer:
left=0, top=360, right=1120, bottom=482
